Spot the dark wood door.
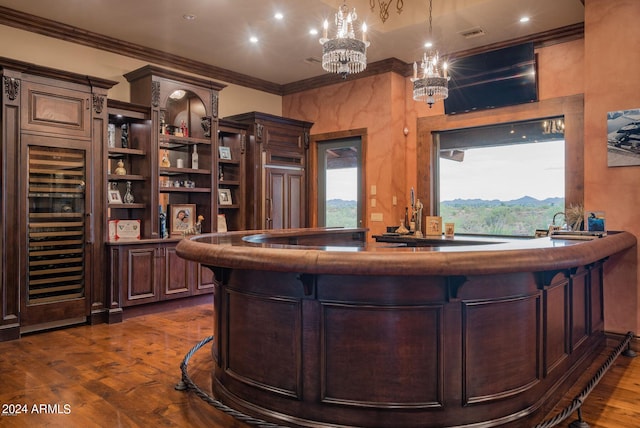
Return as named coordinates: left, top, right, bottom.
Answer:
left=265, top=166, right=305, bottom=229
left=20, top=138, right=91, bottom=329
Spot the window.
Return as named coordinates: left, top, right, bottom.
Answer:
left=436, top=118, right=565, bottom=236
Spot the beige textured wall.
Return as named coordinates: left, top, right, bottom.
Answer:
left=584, top=0, right=639, bottom=334
left=0, top=25, right=282, bottom=117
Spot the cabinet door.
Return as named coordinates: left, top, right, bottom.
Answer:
left=163, top=246, right=191, bottom=298
left=21, top=81, right=91, bottom=138
left=123, top=247, right=159, bottom=306
left=21, top=139, right=91, bottom=328
left=265, top=167, right=305, bottom=229
left=194, top=264, right=216, bottom=295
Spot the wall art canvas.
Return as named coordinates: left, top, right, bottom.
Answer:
left=607, top=108, right=640, bottom=167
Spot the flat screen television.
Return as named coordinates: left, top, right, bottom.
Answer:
left=444, top=43, right=538, bottom=115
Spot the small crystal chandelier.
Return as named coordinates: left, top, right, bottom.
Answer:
left=411, top=0, right=449, bottom=108
left=369, top=0, right=404, bottom=23
left=319, top=2, right=370, bottom=79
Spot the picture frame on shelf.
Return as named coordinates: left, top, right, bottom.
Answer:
left=425, top=216, right=443, bottom=236
left=108, top=188, right=123, bottom=204
left=218, top=188, right=233, bottom=205
left=169, top=203, right=196, bottom=235
left=219, top=146, right=232, bottom=160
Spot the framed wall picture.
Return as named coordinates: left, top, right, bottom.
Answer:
left=108, top=188, right=123, bottom=204
left=218, top=188, right=233, bottom=205
left=219, top=146, right=232, bottom=160
left=169, top=204, right=195, bottom=235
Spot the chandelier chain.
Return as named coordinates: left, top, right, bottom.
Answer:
left=429, top=0, right=433, bottom=37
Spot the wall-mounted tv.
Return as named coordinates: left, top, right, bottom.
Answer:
left=444, top=43, right=538, bottom=115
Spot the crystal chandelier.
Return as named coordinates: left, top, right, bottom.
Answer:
left=369, top=0, right=404, bottom=23
left=411, top=0, right=449, bottom=108
left=320, top=2, right=370, bottom=79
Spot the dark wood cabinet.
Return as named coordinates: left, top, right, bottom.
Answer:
left=100, top=66, right=227, bottom=321
left=0, top=58, right=116, bottom=340
left=107, top=240, right=207, bottom=313
left=217, top=119, right=247, bottom=231
left=224, top=112, right=312, bottom=230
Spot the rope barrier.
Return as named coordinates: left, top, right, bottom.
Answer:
left=176, top=335, right=289, bottom=428
left=534, top=331, right=636, bottom=428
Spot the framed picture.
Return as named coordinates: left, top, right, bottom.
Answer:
left=218, top=188, right=233, bottom=205
left=217, top=214, right=228, bottom=232
left=586, top=211, right=606, bottom=232
left=219, top=146, right=232, bottom=160
left=425, top=216, right=443, bottom=236
left=169, top=204, right=195, bottom=235
left=108, top=188, right=123, bottom=204
left=607, top=108, right=640, bottom=167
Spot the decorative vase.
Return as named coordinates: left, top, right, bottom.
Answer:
left=123, top=181, right=135, bottom=204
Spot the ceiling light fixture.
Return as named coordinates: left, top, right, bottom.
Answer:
left=319, top=1, right=369, bottom=79
left=369, top=0, right=404, bottom=23
left=411, top=0, right=449, bottom=108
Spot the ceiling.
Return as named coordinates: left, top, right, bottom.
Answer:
left=0, top=0, right=585, bottom=86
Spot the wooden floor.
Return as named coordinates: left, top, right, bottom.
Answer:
left=0, top=304, right=638, bottom=428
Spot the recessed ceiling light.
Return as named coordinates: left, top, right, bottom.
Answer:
left=183, top=14, right=196, bottom=21
left=309, top=28, right=318, bottom=35
left=519, top=16, right=530, bottom=23
left=249, top=36, right=259, bottom=43
left=424, top=41, right=433, bottom=48
left=274, top=12, right=284, bottom=20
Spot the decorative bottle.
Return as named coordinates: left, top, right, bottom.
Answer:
left=159, top=206, right=168, bottom=239
left=192, top=145, right=199, bottom=169
left=123, top=181, right=135, bottom=204
left=404, top=207, right=410, bottom=230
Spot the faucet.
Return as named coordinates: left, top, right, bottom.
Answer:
left=552, top=211, right=565, bottom=226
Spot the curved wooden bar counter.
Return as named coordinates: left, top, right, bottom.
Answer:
left=177, top=229, right=636, bottom=428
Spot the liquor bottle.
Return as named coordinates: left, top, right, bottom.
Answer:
left=192, top=145, right=199, bottom=169
left=410, top=211, right=416, bottom=232
left=404, top=207, right=409, bottom=229
left=159, top=206, right=168, bottom=239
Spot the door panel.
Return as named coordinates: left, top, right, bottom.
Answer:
left=265, top=167, right=305, bottom=229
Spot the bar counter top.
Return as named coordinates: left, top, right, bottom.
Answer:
left=177, top=228, right=636, bottom=276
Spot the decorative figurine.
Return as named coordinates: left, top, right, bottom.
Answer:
left=108, top=124, right=116, bottom=148
left=160, top=150, right=171, bottom=167
left=114, top=160, right=127, bottom=175
left=195, top=215, right=204, bottom=234
left=121, top=123, right=128, bottom=148
left=414, top=199, right=424, bottom=238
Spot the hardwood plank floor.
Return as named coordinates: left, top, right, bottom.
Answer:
left=0, top=304, right=638, bottom=427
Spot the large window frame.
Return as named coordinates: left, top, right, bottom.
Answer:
left=415, top=95, right=584, bottom=235
left=433, top=118, right=566, bottom=236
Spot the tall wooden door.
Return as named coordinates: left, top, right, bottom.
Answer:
left=265, top=166, right=305, bottom=229
left=21, top=137, right=91, bottom=330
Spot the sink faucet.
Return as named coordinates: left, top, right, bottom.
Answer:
left=553, top=211, right=566, bottom=228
